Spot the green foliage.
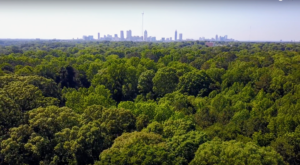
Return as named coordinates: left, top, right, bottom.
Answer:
left=0, top=75, right=61, bottom=98
left=99, top=108, right=136, bottom=138
left=1, top=41, right=300, bottom=164
left=158, top=92, right=195, bottom=115
left=0, top=95, right=22, bottom=137
left=271, top=126, right=300, bottom=164
left=167, top=131, right=209, bottom=164
left=177, top=70, right=212, bottom=96
left=153, top=67, right=179, bottom=96
left=135, top=102, right=157, bottom=120
left=91, top=59, right=139, bottom=102
left=137, top=69, right=155, bottom=94
left=154, top=103, right=174, bottom=122
left=52, top=121, right=107, bottom=165
left=97, top=132, right=175, bottom=165
left=63, top=85, right=116, bottom=113
left=135, top=114, right=150, bottom=131
left=1, top=106, right=80, bottom=164
left=0, top=81, right=59, bottom=111
left=163, top=119, right=195, bottom=138
left=142, top=121, right=164, bottom=135
left=190, top=138, right=285, bottom=165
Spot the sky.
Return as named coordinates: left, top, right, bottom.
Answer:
left=0, top=0, right=299, bottom=41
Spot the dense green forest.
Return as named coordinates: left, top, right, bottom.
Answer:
left=1, top=40, right=300, bottom=164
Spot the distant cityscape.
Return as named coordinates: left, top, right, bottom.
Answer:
left=81, top=30, right=235, bottom=42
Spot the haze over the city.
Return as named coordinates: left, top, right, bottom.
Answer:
left=0, top=0, right=299, bottom=41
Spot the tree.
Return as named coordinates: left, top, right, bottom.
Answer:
left=56, top=65, right=82, bottom=89
left=271, top=126, right=300, bottom=164
left=0, top=95, right=23, bottom=137
left=63, top=85, right=116, bottom=113
left=99, top=108, right=136, bottom=141
left=153, top=67, right=178, bottom=96
left=15, top=66, right=35, bottom=76
left=163, top=119, right=195, bottom=138
left=142, top=121, right=164, bottom=135
left=137, top=70, right=155, bottom=94
left=1, top=106, right=81, bottom=164
left=96, top=132, right=176, bottom=165
left=0, top=75, right=61, bottom=98
left=52, top=121, right=108, bottom=165
left=0, top=81, right=59, bottom=111
left=158, top=92, right=194, bottom=115
left=136, top=114, right=150, bottom=131
left=190, top=138, right=285, bottom=165
left=92, top=59, right=138, bottom=102
left=167, top=131, right=208, bottom=164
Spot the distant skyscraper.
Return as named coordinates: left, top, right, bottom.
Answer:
left=83, top=35, right=94, bottom=40
left=170, top=37, right=172, bottom=41
left=98, top=33, right=100, bottom=40
left=126, top=30, right=132, bottom=40
left=114, top=34, right=118, bottom=38
left=107, top=34, right=112, bottom=38
left=129, top=30, right=132, bottom=40
left=175, top=30, right=177, bottom=41
left=216, top=35, right=218, bottom=41
left=179, top=33, right=182, bottom=41
left=106, top=34, right=112, bottom=40
left=120, top=31, right=124, bottom=40
left=219, top=36, right=223, bottom=41
left=144, top=30, right=148, bottom=41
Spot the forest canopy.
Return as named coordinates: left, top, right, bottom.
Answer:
left=1, top=40, right=300, bottom=164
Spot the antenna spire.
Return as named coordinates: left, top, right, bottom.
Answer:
left=142, top=12, right=144, bottom=38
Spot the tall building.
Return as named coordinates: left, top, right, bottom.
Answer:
left=114, top=34, right=118, bottom=38
left=179, top=33, right=182, bottom=41
left=83, top=35, right=94, bottom=40
left=120, top=31, right=124, bottom=40
left=129, top=30, right=132, bottom=40
left=144, top=30, right=148, bottom=41
left=98, top=33, right=100, bottom=40
left=126, top=30, right=132, bottom=40
left=175, top=30, right=177, bottom=41
left=105, top=34, right=112, bottom=41
left=216, top=35, right=218, bottom=41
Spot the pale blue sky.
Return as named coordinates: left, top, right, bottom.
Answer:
left=0, top=0, right=299, bottom=41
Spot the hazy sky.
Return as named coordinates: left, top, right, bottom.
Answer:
left=0, top=0, right=299, bottom=41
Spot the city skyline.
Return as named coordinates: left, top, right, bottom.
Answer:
left=82, top=29, right=234, bottom=42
